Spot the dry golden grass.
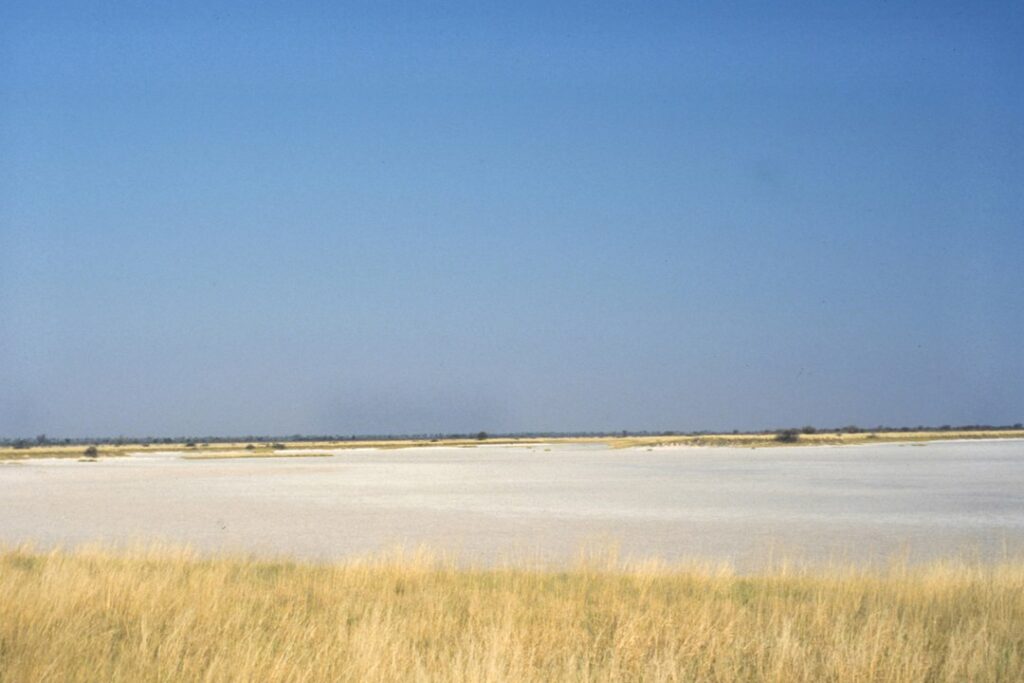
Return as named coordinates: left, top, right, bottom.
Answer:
left=0, top=438, right=547, bottom=461
left=605, top=429, right=1024, bottom=449
left=2, top=547, right=1022, bottom=682
left=0, top=443, right=154, bottom=461
left=2, top=430, right=1021, bottom=461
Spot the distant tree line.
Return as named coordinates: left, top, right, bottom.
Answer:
left=3, top=423, right=1022, bottom=448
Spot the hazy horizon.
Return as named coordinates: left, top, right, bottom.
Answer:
left=2, top=2, right=1022, bottom=438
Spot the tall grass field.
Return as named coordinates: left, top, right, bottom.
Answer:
left=2, top=547, right=1022, bottom=681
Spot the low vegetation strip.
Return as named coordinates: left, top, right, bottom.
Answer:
left=3, top=429, right=1022, bottom=461
left=1, top=548, right=1022, bottom=682
left=606, top=429, right=1024, bottom=449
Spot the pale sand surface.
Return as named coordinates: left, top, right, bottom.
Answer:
left=3, top=440, right=1023, bottom=569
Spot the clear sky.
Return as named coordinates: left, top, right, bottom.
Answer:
left=2, top=1, right=1022, bottom=438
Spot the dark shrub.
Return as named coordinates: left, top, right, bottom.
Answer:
left=476, top=432, right=488, bottom=441
left=775, top=429, right=800, bottom=443
left=245, top=444, right=255, bottom=450
left=800, top=426, right=817, bottom=434
left=83, top=446, right=99, bottom=458
left=272, top=443, right=286, bottom=449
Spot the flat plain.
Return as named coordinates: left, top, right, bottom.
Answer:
left=3, top=439, right=1023, bottom=568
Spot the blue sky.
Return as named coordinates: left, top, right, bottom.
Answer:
left=2, top=1, right=1022, bottom=437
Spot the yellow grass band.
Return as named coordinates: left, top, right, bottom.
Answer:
left=2, top=546, right=1022, bottom=681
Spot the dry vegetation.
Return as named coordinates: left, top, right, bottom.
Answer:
left=2, top=547, right=1022, bottom=682
left=2, top=429, right=1022, bottom=461
left=604, top=429, right=1024, bottom=449
left=0, top=438, right=541, bottom=461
